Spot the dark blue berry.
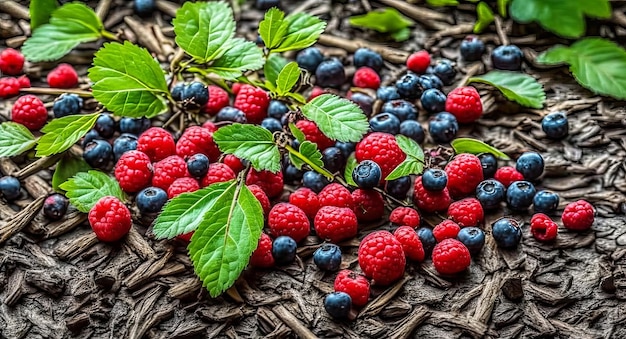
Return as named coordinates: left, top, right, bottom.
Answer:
left=515, top=152, right=544, bottom=180
left=0, top=176, right=21, bottom=201
left=385, top=176, right=411, bottom=199
left=52, top=93, right=83, bottom=118
left=369, top=113, right=400, bottom=134
left=268, top=100, right=289, bottom=119
left=283, top=164, right=304, bottom=184
left=542, top=112, right=569, bottom=139
left=418, top=74, right=443, bottom=91
left=457, top=227, right=485, bottom=256
left=187, top=154, right=210, bottom=178
left=296, top=47, right=324, bottom=73
left=171, top=83, right=185, bottom=101
left=381, top=100, right=417, bottom=121
left=43, top=193, right=69, bottom=221
left=416, top=227, right=436, bottom=255
left=182, top=81, right=209, bottom=108
left=134, top=0, right=155, bottom=17
left=119, top=117, right=150, bottom=135
left=82, top=129, right=102, bottom=147
left=431, top=60, right=456, bottom=85
left=479, top=153, right=498, bottom=178
left=395, top=72, right=422, bottom=100
left=422, top=169, right=447, bottom=191
left=476, top=179, right=506, bottom=210
left=533, top=190, right=560, bottom=214
left=492, top=218, right=522, bottom=249
left=216, top=106, right=247, bottom=123
left=272, top=236, right=297, bottom=265
left=352, top=160, right=382, bottom=189
left=377, top=86, right=401, bottom=102
left=491, top=45, right=523, bottom=71
left=113, top=133, right=138, bottom=161
left=256, top=0, right=281, bottom=10
left=399, top=120, right=425, bottom=144
left=506, top=180, right=536, bottom=211
left=255, top=34, right=265, bottom=46
left=95, top=113, right=116, bottom=138
left=335, top=141, right=355, bottom=159
left=315, top=59, right=345, bottom=88
left=324, top=292, right=352, bottom=319
left=83, top=139, right=112, bottom=169
left=354, top=48, right=383, bottom=72
left=136, top=187, right=168, bottom=214
left=261, top=117, right=283, bottom=133
left=322, top=147, right=345, bottom=174
left=313, top=244, right=342, bottom=271
left=420, top=88, right=446, bottom=114
left=429, top=112, right=458, bottom=143
left=460, top=35, right=485, bottom=61
left=349, top=92, right=374, bottom=116
left=303, top=170, right=330, bottom=193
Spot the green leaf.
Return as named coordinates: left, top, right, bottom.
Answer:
left=273, top=12, right=326, bottom=53
left=288, top=123, right=305, bottom=143
left=205, top=39, right=265, bottom=80
left=258, top=7, right=288, bottom=49
left=29, top=0, right=58, bottom=30
left=36, top=113, right=99, bottom=157
left=189, top=181, right=263, bottom=297
left=0, top=122, right=37, bottom=157
left=276, top=62, right=300, bottom=96
left=213, top=123, right=281, bottom=173
left=390, top=28, right=411, bottom=42
left=497, top=0, right=510, bottom=17
left=468, top=71, right=546, bottom=108
left=344, top=154, right=358, bottom=187
left=426, top=0, right=459, bottom=6
left=474, top=2, right=495, bottom=33
left=536, top=38, right=626, bottom=100
left=22, top=3, right=103, bottom=62
left=58, top=170, right=125, bottom=213
left=301, top=94, right=369, bottom=143
left=349, top=8, right=413, bottom=34
left=89, top=41, right=170, bottom=118
left=173, top=1, right=236, bottom=62
left=385, top=135, right=424, bottom=181
left=52, top=155, right=92, bottom=192
left=265, top=54, right=289, bottom=86
left=289, top=141, right=324, bottom=171
left=285, top=92, right=306, bottom=104
left=451, top=138, right=510, bottom=160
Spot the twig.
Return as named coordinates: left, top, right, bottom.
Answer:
left=494, top=16, right=509, bottom=45
left=425, top=23, right=475, bottom=49
left=377, top=0, right=452, bottom=29
left=155, top=0, right=179, bottom=17
left=124, top=16, right=164, bottom=55
left=0, top=1, right=30, bottom=20
left=456, top=63, right=483, bottom=88
left=95, top=0, right=113, bottom=21
left=317, top=34, right=409, bottom=64
left=20, top=87, right=93, bottom=98
left=272, top=305, right=318, bottom=339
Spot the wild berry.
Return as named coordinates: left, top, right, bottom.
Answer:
left=43, top=193, right=69, bottom=221
left=395, top=72, right=422, bottom=100
left=399, top=120, right=425, bottom=144
left=416, top=227, right=436, bottom=255
left=119, top=117, right=151, bottom=135
left=352, top=160, right=382, bottom=189
left=94, top=113, right=116, bottom=138
left=429, top=112, right=458, bottom=143
left=460, top=35, right=485, bottom=61
left=83, top=139, right=113, bottom=169
left=377, top=86, right=401, bottom=102
left=542, top=112, right=569, bottom=139
left=420, top=88, right=447, bottom=114
left=186, top=154, right=210, bottom=178
left=492, top=218, right=522, bottom=249
left=491, top=45, right=523, bottom=71
left=354, top=47, right=384, bottom=72
left=302, top=170, right=330, bottom=193
left=315, top=58, right=345, bottom=88
left=134, top=0, right=156, bottom=16
left=261, top=117, right=283, bottom=133
left=0, top=176, right=21, bottom=201
left=324, top=292, right=352, bottom=319
left=296, top=47, right=324, bottom=72
left=515, top=152, right=544, bottom=180
left=475, top=179, right=506, bottom=210
left=431, top=59, right=456, bottom=85
left=52, top=93, right=83, bottom=118
left=272, top=236, right=298, bottom=265
left=533, top=190, right=560, bottom=214
left=506, top=180, right=537, bottom=211
left=322, top=147, right=345, bottom=174
left=421, top=168, right=447, bottom=191
left=369, top=113, right=400, bottom=134
left=267, top=100, right=289, bottom=119
left=478, top=153, right=498, bottom=178
left=385, top=176, right=411, bottom=200
left=136, top=187, right=168, bottom=214
left=381, top=100, right=417, bottom=121
left=457, top=227, right=485, bottom=256
left=113, top=133, right=138, bottom=161
left=313, top=244, right=342, bottom=271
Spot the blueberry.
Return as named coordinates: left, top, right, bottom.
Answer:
left=0, top=176, right=21, bottom=201
left=377, top=86, right=401, bottom=102
left=256, top=0, right=281, bottom=10
left=322, top=147, right=345, bottom=174
left=395, top=72, right=422, bottom=100
left=94, top=113, right=116, bottom=138
left=381, top=100, right=417, bottom=121
left=416, top=227, right=436, bottom=255
left=171, top=82, right=185, bottom=101
left=283, top=164, right=304, bottom=184
left=542, top=112, right=569, bottom=139
left=302, top=170, right=330, bottom=193
left=429, top=112, right=458, bottom=143
left=476, top=179, right=506, bottom=210
left=136, top=187, right=168, bottom=214
left=272, top=236, right=297, bottom=265
left=352, top=160, right=382, bottom=189
left=335, top=141, right=355, bottom=159
left=354, top=48, right=383, bottom=72
left=506, top=180, right=537, bottom=211
left=313, top=244, right=342, bottom=271
left=460, top=35, right=485, bottom=61
left=369, top=113, right=400, bottom=134
left=349, top=93, right=374, bottom=116
left=113, top=133, right=138, bottom=161
left=182, top=81, right=209, bottom=108
left=216, top=106, right=247, bottom=123
left=385, top=176, right=411, bottom=199
left=418, top=74, right=444, bottom=91
left=457, top=227, right=485, bottom=255
left=187, top=154, right=210, bottom=178
left=491, top=45, right=524, bottom=71
left=268, top=100, right=289, bottom=120
left=43, top=193, right=69, bottom=221
left=52, top=93, right=83, bottom=118
left=324, top=292, right=352, bottom=319
left=119, top=117, right=150, bottom=135
left=134, top=0, right=155, bottom=17
left=422, top=169, right=447, bottom=191
left=83, top=139, right=112, bottom=169
left=491, top=218, right=522, bottom=249
left=533, top=190, right=560, bottom=214
left=515, top=152, right=544, bottom=180
left=420, top=88, right=447, bottom=114
left=296, top=47, right=324, bottom=73
left=261, top=117, right=283, bottom=133
left=399, top=120, right=425, bottom=144
left=82, top=129, right=102, bottom=147
left=255, top=34, right=265, bottom=46
left=431, top=59, right=456, bottom=85
left=315, top=59, right=345, bottom=88
left=478, top=153, right=498, bottom=178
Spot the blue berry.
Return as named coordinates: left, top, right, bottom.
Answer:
left=322, top=147, right=345, bottom=174
left=283, top=164, right=304, bottom=184
left=515, top=152, right=544, bottom=180
left=43, top=193, right=69, bottom=221
left=119, top=117, right=150, bottom=135
left=324, top=292, right=352, bottom=319
left=431, top=60, right=456, bottom=85
left=302, top=170, right=330, bottom=193
left=354, top=48, right=383, bottom=72
left=476, top=179, right=506, bottom=210
left=422, top=168, right=447, bottom=191
left=134, top=0, right=155, bottom=17
left=542, top=112, right=569, bottom=139
left=335, top=141, right=355, bottom=159
left=113, top=133, right=138, bottom=161
left=420, top=88, right=446, bottom=114
left=349, top=93, right=374, bottom=116
left=381, top=100, right=417, bottom=121
left=352, top=160, right=382, bottom=189
left=255, top=34, right=265, bottom=46
left=272, top=236, right=297, bottom=265
left=377, top=86, right=401, bottom=102
left=479, top=153, right=498, bottom=178
left=491, top=45, right=523, bottom=71
left=369, top=113, right=400, bottom=134
left=429, top=112, right=459, bottom=143
left=399, top=120, right=425, bottom=144
left=52, top=93, right=82, bottom=118
left=136, top=186, right=168, bottom=214
left=395, top=72, right=422, bottom=100
left=491, top=218, right=522, bottom=249
left=313, top=244, right=342, bottom=271
left=216, top=106, right=247, bottom=123
left=0, top=176, right=21, bottom=201
left=82, top=129, right=102, bottom=147
left=171, top=82, right=185, bottom=101
left=94, top=113, right=116, bottom=138
left=385, top=176, right=411, bottom=199
left=460, top=35, right=485, bottom=61
left=506, top=180, right=536, bottom=211
left=83, top=139, right=112, bottom=169
left=182, top=81, right=209, bottom=109
left=416, top=227, right=436, bottom=255
left=315, top=59, right=345, bottom=88
left=256, top=0, right=281, bottom=10
left=457, top=227, right=485, bottom=255
left=268, top=100, right=289, bottom=119
left=261, top=117, right=283, bottom=133
left=418, top=74, right=443, bottom=91
left=533, top=190, right=560, bottom=214
left=187, top=153, right=210, bottom=178
left=296, top=47, right=324, bottom=73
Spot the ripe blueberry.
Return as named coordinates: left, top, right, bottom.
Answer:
left=476, top=179, right=506, bottom=210
left=182, top=81, right=209, bottom=109
left=506, top=180, right=537, bottom=211
left=324, top=292, right=352, bottom=319
left=83, top=139, right=113, bottom=169
left=457, top=227, right=485, bottom=255
left=429, top=112, right=458, bottom=143
left=533, top=190, right=560, bottom=214
left=385, top=176, right=411, bottom=199
left=272, top=236, right=298, bottom=265
left=322, top=147, right=345, bottom=174
left=381, top=100, right=417, bottom=121
left=119, top=117, right=151, bottom=135
left=268, top=100, right=289, bottom=120
left=416, top=227, right=436, bottom=255
left=352, top=160, right=382, bottom=189
left=283, top=164, right=304, bottom=184
left=43, top=193, right=69, bottom=221
left=515, top=152, right=544, bottom=180
left=313, top=244, right=342, bottom=271
left=94, top=113, right=115, bottom=138
left=422, top=168, right=447, bottom=191
left=491, top=45, right=523, bottom=71
left=369, top=113, right=400, bottom=134
left=52, top=93, right=83, bottom=118
left=261, top=117, right=283, bottom=133
left=492, top=217, right=522, bottom=249
left=354, top=48, right=383, bottom=72
left=395, top=72, right=422, bottom=99
left=460, top=35, right=485, bottom=61
left=303, top=170, right=330, bottom=193
left=399, top=120, right=425, bottom=144
left=478, top=153, right=498, bottom=178
left=113, top=133, right=138, bottom=161
left=134, top=0, right=156, bottom=17
left=542, top=112, right=569, bottom=139
left=0, top=176, right=21, bottom=201
left=418, top=74, right=443, bottom=91
left=187, top=154, right=210, bottom=178
left=216, top=106, right=247, bottom=123
left=136, top=186, right=168, bottom=214
left=296, top=47, right=324, bottom=73
left=431, top=59, right=456, bottom=85
left=349, top=93, right=374, bottom=116
left=315, top=59, right=345, bottom=88
left=335, top=141, right=355, bottom=159
left=376, top=86, right=401, bottom=102
left=420, top=88, right=446, bottom=114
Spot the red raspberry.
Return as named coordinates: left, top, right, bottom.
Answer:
left=233, top=84, right=269, bottom=124
left=250, top=232, right=275, bottom=268
left=432, top=239, right=471, bottom=275
left=176, top=126, right=221, bottom=162
left=0, top=48, right=24, bottom=75
left=11, top=95, right=47, bottom=130
left=355, top=132, right=406, bottom=180
left=413, top=176, right=451, bottom=213
left=314, top=206, right=358, bottom=243
left=389, top=207, right=420, bottom=228
left=137, top=127, right=176, bottom=162
left=223, top=154, right=244, bottom=174
left=289, top=187, right=320, bottom=219
left=352, top=67, right=380, bottom=89
left=295, top=119, right=335, bottom=151
left=0, top=77, right=21, bottom=98
left=494, top=166, right=524, bottom=188
left=114, top=150, right=152, bottom=193
left=530, top=213, right=558, bottom=242
left=358, top=230, right=406, bottom=286
left=445, top=86, right=483, bottom=124
left=88, top=196, right=132, bottom=242
left=352, top=188, right=384, bottom=222
left=151, top=155, right=189, bottom=190
left=204, top=85, right=230, bottom=116
left=318, top=183, right=353, bottom=209
left=393, top=226, right=425, bottom=262
left=562, top=200, right=595, bottom=231
left=268, top=203, right=310, bottom=242
left=17, top=75, right=30, bottom=88
left=334, top=270, right=370, bottom=307
left=406, top=50, right=431, bottom=74
left=167, top=177, right=200, bottom=198
left=447, top=198, right=484, bottom=227
left=47, top=63, right=78, bottom=88
left=200, top=163, right=236, bottom=187
left=247, top=184, right=271, bottom=216
left=178, top=232, right=193, bottom=242
left=202, top=121, right=218, bottom=132
left=231, top=82, right=243, bottom=95
left=246, top=169, right=284, bottom=198
left=445, top=153, right=483, bottom=198
left=308, top=86, right=327, bottom=101
left=433, top=219, right=461, bottom=242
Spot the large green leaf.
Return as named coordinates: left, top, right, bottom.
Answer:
left=58, top=170, right=125, bottom=213
left=273, top=12, right=327, bottom=53
left=52, top=155, right=92, bottom=192
left=213, top=124, right=281, bottom=173
left=301, top=94, right=369, bottom=143
left=0, top=122, right=37, bottom=157
left=469, top=71, right=545, bottom=108
left=258, top=7, right=288, bottom=49
left=385, top=135, right=424, bottom=181
left=29, top=0, right=58, bottom=30
left=451, top=138, right=510, bottom=160
left=36, top=113, right=99, bottom=157
left=349, top=8, right=413, bottom=34
left=204, top=39, right=265, bottom=80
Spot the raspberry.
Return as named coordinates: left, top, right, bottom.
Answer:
left=200, top=163, right=236, bottom=187
left=223, top=154, right=245, bottom=174
left=268, top=203, right=310, bottom=242
left=178, top=232, right=194, bottom=242
left=314, top=206, right=358, bottom=243
left=88, top=196, right=132, bottom=242
left=11, top=95, right=47, bottom=130
left=17, top=75, right=30, bottom=88
left=248, top=184, right=270, bottom=216
left=393, top=226, right=425, bottom=262
left=289, top=187, right=320, bottom=219
left=358, top=231, right=406, bottom=286
left=250, top=232, right=274, bottom=268
left=231, top=82, right=243, bottom=95
left=445, top=86, right=483, bottom=124
left=355, top=132, right=406, bottom=180
left=233, top=84, right=269, bottom=124
left=47, top=63, right=78, bottom=88
left=406, top=50, right=431, bottom=74
left=167, top=177, right=200, bottom=198
left=295, top=119, right=335, bottom=151
left=562, top=200, right=595, bottom=231
left=413, top=176, right=451, bottom=213
left=318, top=183, right=353, bottom=209
left=151, top=155, right=189, bottom=190
left=0, top=48, right=24, bottom=75
left=445, top=153, right=483, bottom=198
left=494, top=166, right=524, bottom=187
left=0, top=77, right=21, bottom=98
left=389, top=207, right=420, bottom=228
left=530, top=213, right=558, bottom=242
left=308, top=86, right=326, bottom=101
left=433, top=220, right=461, bottom=242
left=246, top=169, right=284, bottom=198
left=202, top=121, right=218, bottom=132
left=431, top=239, right=471, bottom=275
left=447, top=198, right=484, bottom=227
left=176, top=126, right=221, bottom=162
left=352, top=188, right=384, bottom=222
left=204, top=85, right=230, bottom=116
left=352, top=67, right=380, bottom=89
left=114, top=150, right=152, bottom=193
left=137, top=127, right=176, bottom=162
left=334, top=270, right=370, bottom=307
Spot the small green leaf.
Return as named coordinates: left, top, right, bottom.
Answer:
left=213, top=124, right=281, bottom=173
left=385, top=135, right=424, bottom=181
left=276, top=62, right=300, bottom=95
left=349, top=8, right=413, bottom=34
left=474, top=2, right=495, bottom=33
left=289, top=141, right=324, bottom=170
left=497, top=0, right=510, bottom=17
left=344, top=154, right=358, bottom=187
left=469, top=71, right=546, bottom=108
left=58, top=170, right=125, bottom=213
left=205, top=39, right=265, bottom=80
left=258, top=7, right=288, bottom=49
left=36, top=113, right=99, bottom=157
left=390, top=28, right=411, bottom=42
left=52, top=155, right=92, bottom=192
left=0, top=122, right=37, bottom=157
left=426, top=0, right=459, bottom=6
left=273, top=12, right=327, bottom=53
left=288, top=123, right=306, bottom=143
left=451, top=138, right=510, bottom=160
left=301, top=94, right=369, bottom=143
left=29, top=0, right=58, bottom=30
left=89, top=41, right=169, bottom=118
left=265, top=54, right=289, bottom=86
left=285, top=92, right=307, bottom=104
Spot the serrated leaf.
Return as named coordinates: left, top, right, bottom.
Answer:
left=474, top=2, right=494, bottom=33
left=289, top=141, right=323, bottom=171
left=213, top=124, right=281, bottom=173
left=36, top=113, right=99, bottom=157
left=288, top=123, right=306, bottom=143
left=205, top=39, right=265, bottom=80
left=451, top=138, right=510, bottom=160
left=536, top=38, right=626, bottom=100
left=385, top=135, right=424, bottom=181
left=273, top=12, right=326, bottom=53
left=0, top=122, right=37, bottom=157
left=189, top=181, right=263, bottom=297
left=469, top=71, right=546, bottom=108
left=276, top=62, right=300, bottom=96
left=301, top=94, right=368, bottom=143
left=258, top=7, right=288, bottom=49
left=426, top=0, right=459, bottom=6
left=22, top=3, right=103, bottom=62
left=349, top=8, right=413, bottom=34
left=89, top=41, right=169, bottom=118
left=173, top=1, right=235, bottom=62
left=265, top=54, right=289, bottom=86
left=58, top=170, right=124, bottom=213
left=344, top=154, right=358, bottom=187
left=52, top=155, right=92, bottom=192
left=29, top=0, right=58, bottom=30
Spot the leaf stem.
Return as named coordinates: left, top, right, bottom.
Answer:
left=100, top=30, right=119, bottom=41
left=284, top=144, right=334, bottom=180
